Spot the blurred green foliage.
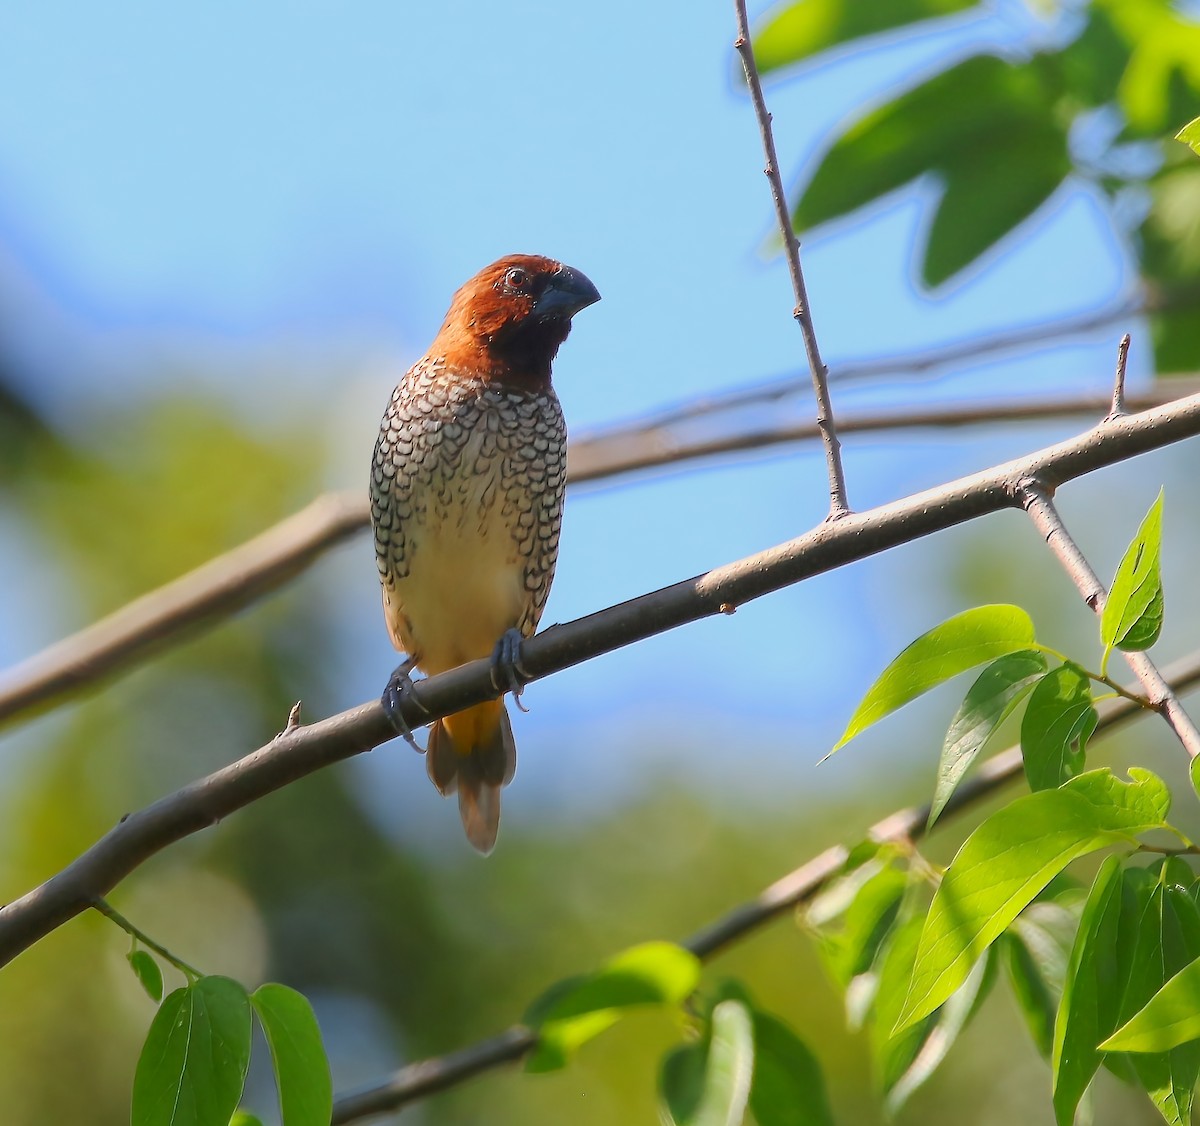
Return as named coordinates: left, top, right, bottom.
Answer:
left=757, top=0, right=1200, bottom=368
left=5, top=1, right=1200, bottom=1121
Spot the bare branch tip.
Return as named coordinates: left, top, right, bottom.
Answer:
left=1110, top=333, right=1132, bottom=417
left=276, top=701, right=303, bottom=739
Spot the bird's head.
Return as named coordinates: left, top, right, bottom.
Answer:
left=430, top=254, right=600, bottom=389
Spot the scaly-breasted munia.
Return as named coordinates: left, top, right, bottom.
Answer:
left=370, top=254, right=600, bottom=853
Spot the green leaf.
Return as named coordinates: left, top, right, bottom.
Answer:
left=1102, top=490, right=1165, bottom=664
left=870, top=910, right=994, bottom=1113
left=1104, top=955, right=1200, bottom=1052
left=526, top=941, right=701, bottom=1072
left=753, top=0, right=976, bottom=76
left=921, top=116, right=1069, bottom=287
left=1004, top=900, right=1081, bottom=1059
left=832, top=605, right=1036, bottom=753
left=749, top=1010, right=835, bottom=1126
left=1059, top=3, right=1137, bottom=108
left=1178, top=116, right=1200, bottom=156
left=128, top=949, right=165, bottom=1003
left=229, top=1116, right=264, bottom=1126
left=660, top=1000, right=754, bottom=1126
left=929, top=650, right=1047, bottom=827
left=132, top=976, right=252, bottom=1126
left=896, top=769, right=1170, bottom=1032
left=1108, top=863, right=1200, bottom=1125
left=1116, top=9, right=1200, bottom=137
left=1139, top=162, right=1200, bottom=374
left=1052, top=856, right=1129, bottom=1126
left=1021, top=663, right=1098, bottom=792
left=810, top=856, right=907, bottom=991
left=794, top=55, right=1061, bottom=237
left=249, top=984, right=332, bottom=1126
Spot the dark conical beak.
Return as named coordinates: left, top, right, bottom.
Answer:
left=535, top=265, right=601, bottom=319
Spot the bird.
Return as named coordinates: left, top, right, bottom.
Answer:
left=370, top=254, right=600, bottom=853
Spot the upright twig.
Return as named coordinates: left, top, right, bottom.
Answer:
left=330, top=649, right=1200, bottom=1122
left=1018, top=480, right=1200, bottom=759
left=732, top=0, right=849, bottom=517
left=1111, top=333, right=1132, bottom=417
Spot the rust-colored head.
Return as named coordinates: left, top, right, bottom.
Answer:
left=429, top=254, right=600, bottom=389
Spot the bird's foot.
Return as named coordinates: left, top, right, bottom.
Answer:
left=382, top=657, right=430, bottom=753
left=491, top=628, right=531, bottom=713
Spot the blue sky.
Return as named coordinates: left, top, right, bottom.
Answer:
left=0, top=1, right=1167, bottom=838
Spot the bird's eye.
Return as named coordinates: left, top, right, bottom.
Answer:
left=504, top=267, right=528, bottom=289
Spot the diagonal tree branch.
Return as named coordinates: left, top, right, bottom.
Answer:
left=2, top=393, right=1200, bottom=969
left=329, top=648, right=1200, bottom=1123
left=0, top=492, right=368, bottom=729
left=733, top=0, right=848, bottom=516
left=8, top=381, right=1198, bottom=733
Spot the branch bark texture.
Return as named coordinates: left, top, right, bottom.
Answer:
left=2, top=394, right=1200, bottom=968
left=1019, top=480, right=1200, bottom=758
left=6, top=381, right=1196, bottom=733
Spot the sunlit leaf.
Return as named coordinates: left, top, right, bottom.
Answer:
left=1105, top=955, right=1200, bottom=1053
left=660, top=1000, right=754, bottom=1126
left=128, top=950, right=165, bottom=1004
left=249, top=984, right=332, bottom=1126
left=131, top=976, right=252, bottom=1126
left=1101, top=490, right=1164, bottom=664
left=1118, top=11, right=1200, bottom=136
left=1178, top=116, right=1200, bottom=156
left=526, top=942, right=701, bottom=1072
left=929, top=649, right=1046, bottom=827
left=1052, top=856, right=1129, bottom=1126
left=896, top=769, right=1170, bottom=1032
left=753, top=0, right=976, bottom=76
left=229, top=1115, right=264, bottom=1126
left=832, top=605, right=1036, bottom=753
left=1021, top=663, right=1098, bottom=792
left=870, top=911, right=993, bottom=1113
left=1110, top=862, right=1200, bottom=1124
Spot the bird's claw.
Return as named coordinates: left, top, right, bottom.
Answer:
left=491, top=628, right=531, bottom=713
left=382, top=658, right=430, bottom=753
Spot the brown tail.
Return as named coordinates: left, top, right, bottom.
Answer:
left=425, top=699, right=516, bottom=855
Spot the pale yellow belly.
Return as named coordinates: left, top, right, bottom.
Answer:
left=383, top=483, right=526, bottom=676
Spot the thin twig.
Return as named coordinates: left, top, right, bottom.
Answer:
left=92, top=898, right=203, bottom=980
left=8, top=381, right=1199, bottom=736
left=733, top=0, right=849, bottom=517
left=330, top=649, right=1200, bottom=1122
left=3, top=393, right=1200, bottom=969
left=1111, top=333, right=1132, bottom=417
left=1018, top=481, right=1200, bottom=759
left=569, top=381, right=1200, bottom=485
left=596, top=298, right=1159, bottom=439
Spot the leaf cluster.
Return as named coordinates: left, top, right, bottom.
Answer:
left=754, top=0, right=1200, bottom=366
